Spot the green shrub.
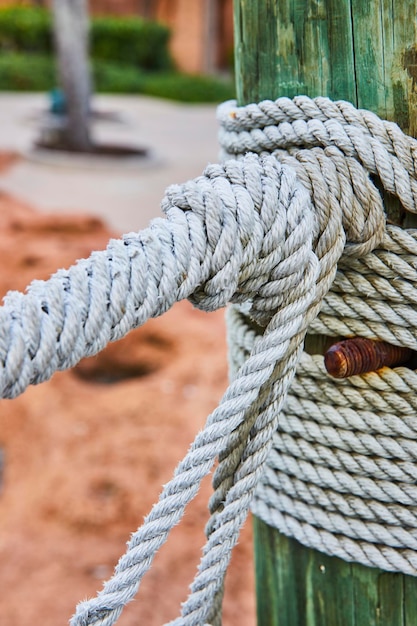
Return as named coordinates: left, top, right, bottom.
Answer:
left=93, top=60, right=146, bottom=93
left=95, top=67, right=236, bottom=103
left=0, top=52, right=235, bottom=103
left=91, top=16, right=172, bottom=71
left=0, top=52, right=138, bottom=93
left=0, top=6, right=52, bottom=54
left=140, top=72, right=235, bottom=103
left=0, top=6, right=172, bottom=70
left=0, top=52, right=55, bottom=90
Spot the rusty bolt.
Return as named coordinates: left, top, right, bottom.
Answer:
left=324, top=337, right=413, bottom=378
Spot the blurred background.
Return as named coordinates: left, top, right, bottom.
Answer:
left=0, top=0, right=235, bottom=99
left=0, top=2, right=255, bottom=625
left=0, top=0, right=237, bottom=231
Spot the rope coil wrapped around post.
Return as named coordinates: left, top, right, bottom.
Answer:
left=2, top=95, right=417, bottom=624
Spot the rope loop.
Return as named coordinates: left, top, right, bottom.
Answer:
left=2, top=96, right=417, bottom=625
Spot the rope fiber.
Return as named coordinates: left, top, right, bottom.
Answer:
left=2, top=95, right=417, bottom=624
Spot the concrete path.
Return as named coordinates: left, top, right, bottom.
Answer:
left=0, top=93, right=221, bottom=233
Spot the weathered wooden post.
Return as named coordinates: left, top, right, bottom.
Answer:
left=233, top=0, right=417, bottom=623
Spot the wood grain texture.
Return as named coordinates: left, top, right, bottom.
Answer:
left=234, top=0, right=417, bottom=623
left=254, top=517, right=417, bottom=626
left=234, top=0, right=417, bottom=135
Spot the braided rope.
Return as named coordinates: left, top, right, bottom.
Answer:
left=221, top=96, right=417, bottom=580
left=1, top=95, right=417, bottom=624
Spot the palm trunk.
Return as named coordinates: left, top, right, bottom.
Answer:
left=52, top=0, right=92, bottom=152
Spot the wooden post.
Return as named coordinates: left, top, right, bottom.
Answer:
left=233, top=0, right=417, bottom=623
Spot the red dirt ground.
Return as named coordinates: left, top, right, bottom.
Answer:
left=0, top=154, right=255, bottom=626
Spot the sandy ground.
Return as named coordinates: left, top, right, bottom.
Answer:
left=0, top=153, right=255, bottom=626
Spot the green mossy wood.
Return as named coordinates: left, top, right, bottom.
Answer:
left=233, top=0, right=417, bottom=624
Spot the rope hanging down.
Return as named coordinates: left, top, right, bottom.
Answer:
left=1, top=95, right=417, bottom=624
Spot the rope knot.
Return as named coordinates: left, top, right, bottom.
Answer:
left=219, top=98, right=404, bottom=261
left=161, top=153, right=318, bottom=326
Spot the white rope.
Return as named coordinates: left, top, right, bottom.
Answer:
left=219, top=98, right=417, bottom=580
left=1, top=95, right=417, bottom=624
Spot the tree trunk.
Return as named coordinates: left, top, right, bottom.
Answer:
left=51, top=0, right=92, bottom=152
